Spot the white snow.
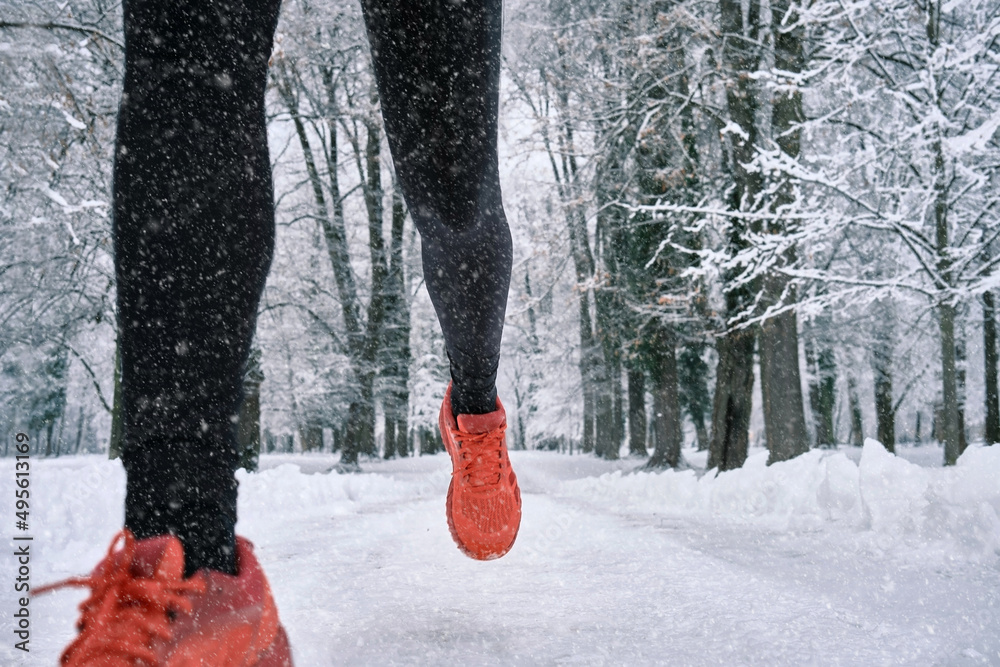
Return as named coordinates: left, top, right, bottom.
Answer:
left=2, top=442, right=999, bottom=665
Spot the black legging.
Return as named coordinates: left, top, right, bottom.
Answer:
left=116, top=0, right=511, bottom=574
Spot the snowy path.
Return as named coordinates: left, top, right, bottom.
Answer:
left=4, top=447, right=1000, bottom=665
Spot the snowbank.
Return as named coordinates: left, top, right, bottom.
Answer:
left=559, top=440, right=1000, bottom=564
left=25, top=456, right=453, bottom=580
left=236, top=461, right=450, bottom=523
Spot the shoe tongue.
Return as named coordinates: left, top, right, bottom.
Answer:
left=129, top=535, right=186, bottom=580
left=456, top=408, right=505, bottom=435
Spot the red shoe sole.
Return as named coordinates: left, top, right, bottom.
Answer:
left=256, top=626, right=293, bottom=667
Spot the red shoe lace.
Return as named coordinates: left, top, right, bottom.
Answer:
left=455, top=423, right=507, bottom=488
left=36, top=530, right=206, bottom=665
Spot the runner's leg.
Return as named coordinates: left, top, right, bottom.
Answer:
left=115, top=0, right=282, bottom=575
left=361, top=0, right=512, bottom=416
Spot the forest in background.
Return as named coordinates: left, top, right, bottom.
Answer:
left=2, top=0, right=999, bottom=470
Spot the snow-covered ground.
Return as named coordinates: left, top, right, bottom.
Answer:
left=2, top=441, right=999, bottom=665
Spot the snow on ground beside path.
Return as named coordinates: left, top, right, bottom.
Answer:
left=562, top=440, right=1000, bottom=565
left=0, top=442, right=998, bottom=665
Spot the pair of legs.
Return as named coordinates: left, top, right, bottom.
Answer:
left=115, top=0, right=512, bottom=575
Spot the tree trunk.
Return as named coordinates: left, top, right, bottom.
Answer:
left=573, top=249, right=601, bottom=458
left=299, top=423, right=323, bottom=453
left=381, top=188, right=411, bottom=458
left=958, top=407, right=967, bottom=455
left=931, top=131, right=961, bottom=465
left=678, top=344, right=711, bottom=452
left=709, top=0, right=763, bottom=472
left=593, top=196, right=624, bottom=460
left=238, top=348, right=264, bottom=471
left=956, top=325, right=968, bottom=456
left=646, top=326, right=682, bottom=469
left=923, top=0, right=957, bottom=462
left=350, top=87, right=390, bottom=461
left=708, top=329, right=755, bottom=470
left=613, top=359, right=625, bottom=448
left=54, top=409, right=65, bottom=457
left=693, top=418, right=708, bottom=453
left=816, top=347, right=836, bottom=447
left=720, top=0, right=763, bottom=210
left=759, top=0, right=809, bottom=464
left=594, top=361, right=618, bottom=459
left=627, top=367, right=648, bottom=456
left=939, top=301, right=961, bottom=464
left=420, top=426, right=443, bottom=455
left=344, top=371, right=375, bottom=467
left=580, top=296, right=597, bottom=454
left=515, top=270, right=542, bottom=452
left=397, top=412, right=410, bottom=457
left=848, top=376, right=864, bottom=446
left=984, top=291, right=999, bottom=445
left=804, top=330, right=836, bottom=447
left=514, top=387, right=527, bottom=451
left=74, top=405, right=85, bottom=455
left=383, top=413, right=396, bottom=459
left=759, top=300, right=809, bottom=463
left=872, top=327, right=895, bottom=453
left=108, top=341, right=123, bottom=459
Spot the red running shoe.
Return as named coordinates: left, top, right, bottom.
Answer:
left=439, top=384, right=522, bottom=560
left=37, top=530, right=292, bottom=666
